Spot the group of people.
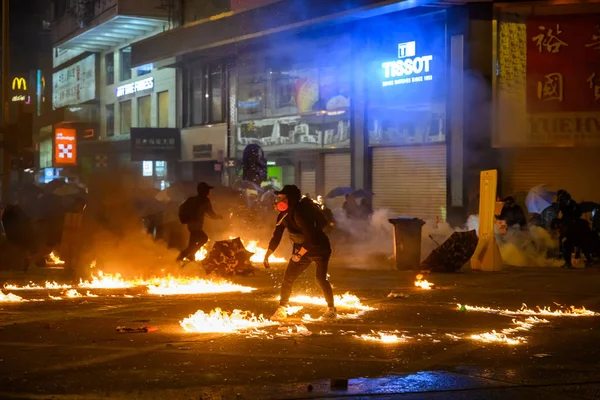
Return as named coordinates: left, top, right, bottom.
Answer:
left=496, top=189, right=600, bottom=268
left=343, top=194, right=373, bottom=220
left=176, top=182, right=337, bottom=320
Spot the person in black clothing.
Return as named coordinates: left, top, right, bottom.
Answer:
left=496, top=196, right=527, bottom=229
left=555, top=189, right=593, bottom=268
left=177, top=182, right=222, bottom=264
left=264, top=185, right=336, bottom=321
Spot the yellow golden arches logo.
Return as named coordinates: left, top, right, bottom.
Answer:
left=12, top=77, right=27, bottom=91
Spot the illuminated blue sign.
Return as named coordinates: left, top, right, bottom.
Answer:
left=381, top=41, right=434, bottom=87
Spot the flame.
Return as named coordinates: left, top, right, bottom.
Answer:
left=194, top=246, right=208, bottom=262
left=289, top=292, right=375, bottom=311
left=180, top=308, right=278, bottom=333
left=3, top=281, right=72, bottom=291
left=79, top=271, right=141, bottom=289
left=356, top=331, right=410, bottom=343
left=457, top=303, right=597, bottom=317
left=284, top=305, right=304, bottom=316
left=47, top=252, right=65, bottom=265
left=0, top=292, right=24, bottom=302
left=276, top=325, right=312, bottom=337
left=64, top=289, right=83, bottom=298
left=415, top=274, right=433, bottom=290
left=470, top=331, right=524, bottom=345
left=86, top=291, right=98, bottom=297
left=147, top=277, right=255, bottom=295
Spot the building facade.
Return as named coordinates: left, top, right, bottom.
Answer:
left=131, top=0, right=494, bottom=221
left=36, top=0, right=178, bottom=187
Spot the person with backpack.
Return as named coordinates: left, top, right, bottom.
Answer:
left=177, top=182, right=222, bottom=265
left=264, top=185, right=336, bottom=321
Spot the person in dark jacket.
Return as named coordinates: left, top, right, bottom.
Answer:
left=264, top=185, right=336, bottom=321
left=177, top=182, right=222, bottom=264
left=555, top=189, right=593, bottom=268
left=496, top=196, right=527, bottom=229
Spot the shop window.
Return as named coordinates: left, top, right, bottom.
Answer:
left=137, top=95, right=151, bottom=128
left=137, top=63, right=153, bottom=77
left=142, top=161, right=153, bottom=177
left=120, top=100, right=132, bottom=135
left=186, top=61, right=225, bottom=126
left=105, top=52, right=114, bottom=85
left=268, top=63, right=320, bottom=117
left=237, top=66, right=265, bottom=121
left=106, top=104, right=115, bottom=137
left=154, top=161, right=167, bottom=178
left=120, top=47, right=132, bottom=81
left=158, top=91, right=169, bottom=128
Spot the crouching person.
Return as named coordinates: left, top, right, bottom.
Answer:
left=264, top=185, right=336, bottom=321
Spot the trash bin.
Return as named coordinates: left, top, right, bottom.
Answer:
left=388, top=217, right=425, bottom=270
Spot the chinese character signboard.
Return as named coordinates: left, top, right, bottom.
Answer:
left=52, top=54, right=96, bottom=110
left=495, top=14, right=600, bottom=147
left=55, top=128, right=77, bottom=166
left=130, top=128, right=181, bottom=162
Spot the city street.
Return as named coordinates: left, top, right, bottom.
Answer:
left=1, top=265, right=600, bottom=399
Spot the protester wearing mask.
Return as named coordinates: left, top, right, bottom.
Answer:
left=264, top=185, right=336, bottom=321
left=177, top=182, right=223, bottom=265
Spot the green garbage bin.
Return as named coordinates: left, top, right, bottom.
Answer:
left=388, top=217, right=425, bottom=270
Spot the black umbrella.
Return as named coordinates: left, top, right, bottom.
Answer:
left=580, top=202, right=600, bottom=214
left=420, top=230, right=479, bottom=272
left=326, top=186, right=354, bottom=199
left=201, top=237, right=257, bottom=277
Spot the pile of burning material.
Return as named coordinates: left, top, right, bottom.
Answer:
left=414, top=274, right=434, bottom=290
left=201, top=237, right=258, bottom=277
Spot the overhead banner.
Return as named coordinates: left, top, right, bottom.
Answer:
left=496, top=14, right=600, bottom=147
left=130, top=128, right=181, bottom=162
left=52, top=54, right=96, bottom=109
left=55, top=128, right=77, bottom=165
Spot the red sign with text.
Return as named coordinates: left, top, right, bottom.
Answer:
left=526, top=15, right=600, bottom=113
left=55, top=128, right=77, bottom=165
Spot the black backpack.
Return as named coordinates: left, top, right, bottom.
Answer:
left=178, top=197, right=198, bottom=224
left=299, top=197, right=328, bottom=231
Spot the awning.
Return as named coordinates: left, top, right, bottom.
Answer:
left=57, top=15, right=167, bottom=53
left=131, top=0, right=445, bottom=67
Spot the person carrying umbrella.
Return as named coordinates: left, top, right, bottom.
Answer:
left=264, top=185, right=336, bottom=321
left=496, top=196, right=527, bottom=230
left=176, top=182, right=223, bottom=265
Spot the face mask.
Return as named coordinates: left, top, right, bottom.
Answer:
left=276, top=201, right=288, bottom=212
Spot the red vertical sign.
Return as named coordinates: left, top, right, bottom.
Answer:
left=526, top=16, right=600, bottom=113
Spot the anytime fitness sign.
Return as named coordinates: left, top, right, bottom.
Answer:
left=381, top=41, right=434, bottom=87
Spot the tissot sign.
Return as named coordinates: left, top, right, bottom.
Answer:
left=381, top=41, right=434, bottom=87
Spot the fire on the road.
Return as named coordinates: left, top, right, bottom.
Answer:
left=0, top=292, right=24, bottom=302
left=289, top=292, right=375, bottom=311
left=194, top=239, right=286, bottom=264
left=147, top=277, right=255, bottom=295
left=415, top=274, right=434, bottom=290
left=180, top=308, right=278, bottom=333
left=356, top=331, right=410, bottom=343
left=457, top=303, right=597, bottom=317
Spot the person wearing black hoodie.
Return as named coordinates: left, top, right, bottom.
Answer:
left=264, top=185, right=336, bottom=321
left=177, top=182, right=222, bottom=264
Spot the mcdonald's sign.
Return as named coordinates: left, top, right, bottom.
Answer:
left=12, top=77, right=27, bottom=91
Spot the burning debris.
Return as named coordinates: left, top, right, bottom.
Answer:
left=457, top=303, right=598, bottom=317
left=355, top=330, right=411, bottom=344
left=46, top=252, right=65, bottom=265
left=180, top=308, right=278, bottom=333
left=147, top=277, right=256, bottom=296
left=0, top=292, right=25, bottom=302
left=415, top=274, right=434, bottom=290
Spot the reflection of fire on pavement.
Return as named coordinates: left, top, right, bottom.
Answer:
left=180, top=308, right=278, bottom=333
left=355, top=331, right=410, bottom=343
left=415, top=274, right=434, bottom=290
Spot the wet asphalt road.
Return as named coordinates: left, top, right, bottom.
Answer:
left=1, top=265, right=600, bottom=400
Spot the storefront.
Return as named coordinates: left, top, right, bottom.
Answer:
left=234, top=31, right=352, bottom=195
left=365, top=10, right=448, bottom=220
left=495, top=4, right=600, bottom=203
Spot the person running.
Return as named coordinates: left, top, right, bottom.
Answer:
left=177, top=182, right=222, bottom=265
left=264, top=185, right=336, bottom=321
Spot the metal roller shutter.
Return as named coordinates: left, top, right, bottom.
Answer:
left=324, top=153, right=351, bottom=196
left=503, top=148, right=600, bottom=204
left=300, top=170, right=316, bottom=197
left=372, top=144, right=447, bottom=220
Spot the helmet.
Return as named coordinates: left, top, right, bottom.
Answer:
left=557, top=189, right=571, bottom=203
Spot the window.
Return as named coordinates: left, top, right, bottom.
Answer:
left=268, top=65, right=319, bottom=116
left=210, top=64, right=224, bottom=122
left=137, top=63, right=153, bottom=77
left=238, top=65, right=265, bottom=121
left=137, top=96, right=151, bottom=128
left=105, top=52, right=114, bottom=85
left=154, top=161, right=167, bottom=178
left=106, top=104, right=115, bottom=137
left=120, top=100, right=132, bottom=134
left=158, top=91, right=169, bottom=127
left=190, top=67, right=204, bottom=125
left=186, top=61, right=226, bottom=126
left=120, top=47, right=132, bottom=81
